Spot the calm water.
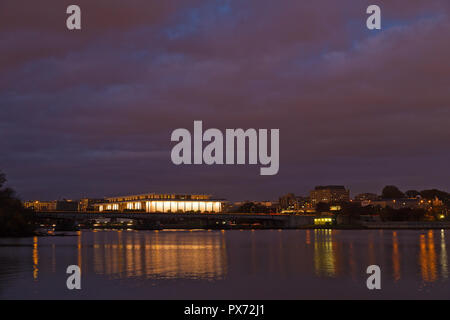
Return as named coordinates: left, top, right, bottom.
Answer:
left=0, top=229, right=449, bottom=299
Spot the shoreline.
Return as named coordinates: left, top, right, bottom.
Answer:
left=3, top=221, right=450, bottom=238
left=26, top=222, right=450, bottom=237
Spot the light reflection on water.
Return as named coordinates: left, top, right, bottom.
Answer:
left=88, top=230, right=227, bottom=280
left=32, top=236, right=38, bottom=281
left=313, top=229, right=337, bottom=277
left=440, top=230, right=448, bottom=279
left=392, top=231, right=400, bottom=282
left=419, top=231, right=436, bottom=282
left=0, top=229, right=449, bottom=299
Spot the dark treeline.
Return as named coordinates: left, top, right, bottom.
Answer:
left=382, top=185, right=450, bottom=206
left=235, top=202, right=276, bottom=214
left=0, top=171, right=35, bottom=237
left=338, top=203, right=429, bottom=222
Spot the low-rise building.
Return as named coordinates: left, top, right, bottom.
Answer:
left=24, top=200, right=78, bottom=212
left=94, top=193, right=223, bottom=213
left=78, top=198, right=105, bottom=212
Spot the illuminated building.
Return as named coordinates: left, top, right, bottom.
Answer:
left=310, top=186, right=350, bottom=205
left=94, top=193, right=223, bottom=213
left=313, top=217, right=334, bottom=226
left=24, top=200, right=78, bottom=212
left=78, top=198, right=104, bottom=212
left=278, top=193, right=297, bottom=210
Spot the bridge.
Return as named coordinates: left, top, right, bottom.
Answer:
left=35, top=211, right=317, bottom=229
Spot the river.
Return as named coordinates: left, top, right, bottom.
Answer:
left=0, top=229, right=448, bottom=299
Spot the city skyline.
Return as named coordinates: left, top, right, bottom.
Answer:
left=19, top=183, right=447, bottom=204
left=1, top=0, right=450, bottom=201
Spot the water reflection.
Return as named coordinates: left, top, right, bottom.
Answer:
left=348, top=241, right=356, bottom=281
left=91, top=230, right=227, bottom=280
left=440, top=230, right=448, bottom=279
left=77, top=231, right=82, bottom=274
left=367, top=233, right=376, bottom=266
left=16, top=229, right=450, bottom=298
left=32, top=236, right=38, bottom=281
left=313, top=229, right=336, bottom=277
left=419, top=231, right=437, bottom=282
left=392, top=231, right=400, bottom=282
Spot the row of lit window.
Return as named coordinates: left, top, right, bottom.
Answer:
left=98, top=201, right=221, bottom=213
left=126, top=202, right=142, bottom=210
left=106, top=194, right=210, bottom=202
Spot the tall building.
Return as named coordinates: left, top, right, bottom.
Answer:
left=278, top=194, right=312, bottom=211
left=310, top=186, right=350, bottom=205
left=278, top=193, right=297, bottom=210
left=94, top=193, right=223, bottom=213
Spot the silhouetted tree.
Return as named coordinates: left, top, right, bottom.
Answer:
left=0, top=172, right=5, bottom=187
left=338, top=202, right=361, bottom=223
left=380, top=207, right=426, bottom=222
left=420, top=189, right=448, bottom=199
left=420, top=189, right=450, bottom=207
left=236, top=202, right=273, bottom=214
left=315, top=202, right=330, bottom=213
left=381, top=185, right=405, bottom=199
left=0, top=171, right=35, bottom=236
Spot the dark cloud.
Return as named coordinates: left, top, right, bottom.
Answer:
left=1, top=0, right=449, bottom=200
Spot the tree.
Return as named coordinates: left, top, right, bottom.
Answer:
left=421, top=189, right=450, bottom=208
left=420, top=189, right=449, bottom=200
left=380, top=207, right=426, bottom=222
left=381, top=185, right=405, bottom=199
left=339, top=202, right=362, bottom=223
left=0, top=172, right=5, bottom=189
left=315, top=202, right=330, bottom=213
left=0, top=171, right=36, bottom=236
left=236, top=202, right=273, bottom=214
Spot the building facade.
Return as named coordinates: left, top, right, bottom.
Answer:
left=24, top=200, right=78, bottom=212
left=278, top=193, right=297, bottom=210
left=94, top=193, right=223, bottom=213
left=78, top=198, right=105, bottom=212
left=310, top=185, right=350, bottom=205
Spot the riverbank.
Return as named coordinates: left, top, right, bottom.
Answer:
left=359, top=221, right=450, bottom=229
left=0, top=230, right=37, bottom=237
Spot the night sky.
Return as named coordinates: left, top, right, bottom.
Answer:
left=1, top=0, right=449, bottom=201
